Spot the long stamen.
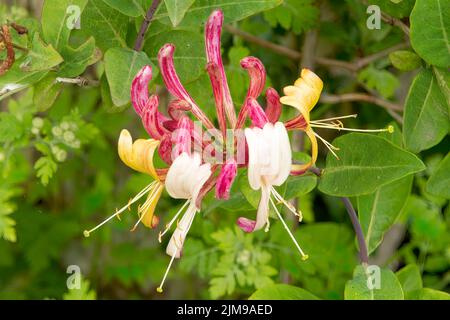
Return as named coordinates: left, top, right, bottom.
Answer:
left=83, top=182, right=156, bottom=237
left=311, top=123, right=394, bottom=133
left=156, top=252, right=177, bottom=293
left=270, top=187, right=302, bottom=222
left=269, top=196, right=308, bottom=260
left=158, top=199, right=191, bottom=243
left=310, top=114, right=358, bottom=123
left=130, top=183, right=162, bottom=232
left=313, top=131, right=340, bottom=159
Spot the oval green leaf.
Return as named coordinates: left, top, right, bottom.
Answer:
left=104, top=47, right=154, bottom=106
left=410, top=0, right=450, bottom=68
left=319, top=133, right=425, bottom=197
left=403, top=69, right=450, bottom=153
left=426, top=152, right=450, bottom=198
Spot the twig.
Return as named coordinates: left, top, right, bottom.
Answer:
left=361, top=0, right=410, bottom=36
left=341, top=197, right=369, bottom=265
left=224, top=24, right=406, bottom=72
left=56, top=77, right=99, bottom=87
left=320, top=93, right=404, bottom=123
left=353, top=42, right=409, bottom=70
left=134, top=0, right=161, bottom=51
left=381, top=12, right=410, bottom=36
left=224, top=24, right=355, bottom=70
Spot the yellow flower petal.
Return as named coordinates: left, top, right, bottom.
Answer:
left=291, top=128, right=318, bottom=172
left=118, top=129, right=160, bottom=179
left=280, top=68, right=323, bottom=123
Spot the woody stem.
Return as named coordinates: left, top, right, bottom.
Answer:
left=341, top=197, right=369, bottom=265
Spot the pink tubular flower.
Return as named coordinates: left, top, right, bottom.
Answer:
left=265, top=88, right=282, bottom=123
left=205, top=10, right=236, bottom=127
left=215, top=158, right=237, bottom=199
left=236, top=57, right=267, bottom=129
left=158, top=44, right=215, bottom=130
left=246, top=98, right=269, bottom=129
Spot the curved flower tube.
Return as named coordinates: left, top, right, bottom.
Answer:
left=205, top=10, right=236, bottom=127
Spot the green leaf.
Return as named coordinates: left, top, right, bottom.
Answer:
left=249, top=284, right=320, bottom=300
left=41, top=0, right=88, bottom=50
left=0, top=187, right=20, bottom=242
left=358, top=174, right=413, bottom=254
left=426, top=153, right=450, bottom=198
left=358, top=66, right=400, bottom=99
left=263, top=0, right=319, bottom=34
left=419, top=288, right=450, bottom=300
left=410, top=0, right=450, bottom=68
left=34, top=156, right=57, bottom=186
left=395, top=264, right=423, bottom=300
left=144, top=30, right=205, bottom=84
left=21, top=33, right=64, bottom=72
left=389, top=50, right=422, bottom=71
left=319, top=133, right=425, bottom=197
left=33, top=74, right=64, bottom=112
left=58, top=37, right=97, bottom=77
left=104, top=47, right=153, bottom=106
left=102, top=0, right=146, bottom=17
left=0, top=62, right=48, bottom=95
left=153, top=0, right=282, bottom=26
left=0, top=113, right=23, bottom=143
left=284, top=174, right=317, bottom=200
left=345, top=265, right=404, bottom=300
left=165, top=0, right=195, bottom=27
left=403, top=69, right=449, bottom=153
left=63, top=278, right=97, bottom=300
left=80, top=0, right=128, bottom=52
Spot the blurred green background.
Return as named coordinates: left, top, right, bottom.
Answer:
left=0, top=0, right=449, bottom=300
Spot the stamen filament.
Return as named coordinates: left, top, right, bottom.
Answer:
left=158, top=199, right=191, bottom=243
left=270, top=187, right=302, bottom=222
left=311, top=123, right=392, bottom=133
left=313, top=131, right=340, bottom=159
left=83, top=182, right=157, bottom=237
left=157, top=252, right=177, bottom=293
left=269, top=196, right=308, bottom=260
left=310, top=114, right=357, bottom=123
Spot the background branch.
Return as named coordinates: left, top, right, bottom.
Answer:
left=134, top=0, right=161, bottom=51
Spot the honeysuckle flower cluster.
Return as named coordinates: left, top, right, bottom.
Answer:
left=84, top=10, right=392, bottom=293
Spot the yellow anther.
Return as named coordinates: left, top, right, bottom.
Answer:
left=83, top=230, right=90, bottom=238
left=301, top=254, right=309, bottom=261
left=156, top=287, right=163, bottom=293
left=388, top=125, right=394, bottom=133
